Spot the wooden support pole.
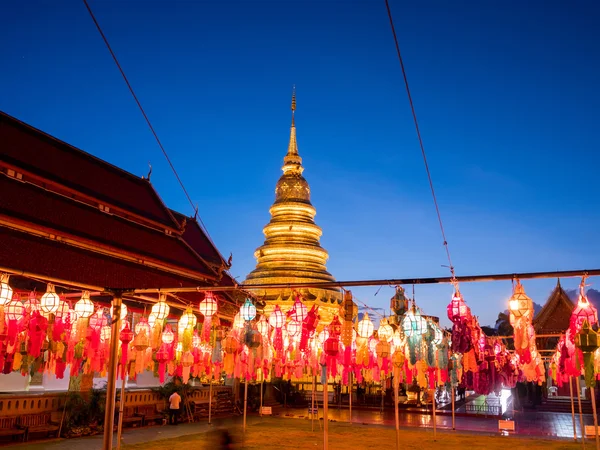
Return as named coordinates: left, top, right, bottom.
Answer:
left=576, top=378, right=587, bottom=449
left=570, top=377, right=578, bottom=442
left=432, top=387, right=437, bottom=439
left=348, top=372, right=352, bottom=424
left=591, top=386, right=599, bottom=450
left=394, top=371, right=400, bottom=450
left=323, top=366, right=329, bottom=450
left=116, top=375, right=126, bottom=450
left=451, top=386, right=456, bottom=430
left=243, top=378, right=248, bottom=433
left=102, top=294, right=122, bottom=450
left=311, top=376, right=316, bottom=432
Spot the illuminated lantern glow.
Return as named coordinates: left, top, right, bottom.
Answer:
left=24, top=292, right=40, bottom=314
left=329, top=315, right=342, bottom=337
left=41, top=283, right=60, bottom=314
left=377, top=318, right=394, bottom=342
left=179, top=309, right=197, bottom=330
left=89, top=310, right=107, bottom=330
left=100, top=325, right=111, bottom=342
left=192, top=331, right=202, bottom=348
left=509, top=280, right=533, bottom=319
left=357, top=313, right=374, bottom=338
left=324, top=337, right=339, bottom=357
left=120, top=322, right=134, bottom=343
left=233, top=312, right=245, bottom=330
left=392, top=329, right=403, bottom=347
left=376, top=340, right=391, bottom=358
left=431, top=323, right=444, bottom=346
left=240, top=298, right=257, bottom=321
left=257, top=315, right=270, bottom=338
left=0, top=274, right=13, bottom=306
left=152, top=295, right=170, bottom=321
left=268, top=306, right=285, bottom=329
left=54, top=300, right=70, bottom=319
left=135, top=318, right=151, bottom=337
left=572, top=287, right=599, bottom=333
left=446, top=291, right=470, bottom=323
left=317, top=328, right=330, bottom=345
left=74, top=291, right=94, bottom=319
left=286, top=319, right=301, bottom=338
left=148, top=313, right=157, bottom=328
left=5, top=297, right=25, bottom=322
left=402, top=308, right=427, bottom=337
left=199, top=292, right=218, bottom=317
left=290, top=296, right=308, bottom=323
left=161, top=325, right=175, bottom=344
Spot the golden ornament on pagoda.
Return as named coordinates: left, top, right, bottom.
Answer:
left=244, top=91, right=342, bottom=323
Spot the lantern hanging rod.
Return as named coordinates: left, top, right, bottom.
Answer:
left=495, top=333, right=563, bottom=339
left=132, top=268, right=600, bottom=294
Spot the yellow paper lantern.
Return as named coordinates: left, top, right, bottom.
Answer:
left=357, top=313, right=374, bottom=338
left=40, top=283, right=60, bottom=314
left=152, top=295, right=170, bottom=321
left=377, top=317, right=394, bottom=342
left=74, top=291, right=94, bottom=319
left=509, top=280, right=533, bottom=319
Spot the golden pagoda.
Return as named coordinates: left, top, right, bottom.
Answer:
left=244, top=91, right=342, bottom=322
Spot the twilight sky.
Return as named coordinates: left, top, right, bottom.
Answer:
left=1, top=1, right=599, bottom=327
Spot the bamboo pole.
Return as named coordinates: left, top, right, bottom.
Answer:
left=591, top=386, right=599, bottom=450
left=311, top=376, right=316, bottom=432
left=116, top=375, right=126, bottom=450
left=432, top=388, right=437, bottom=439
left=571, top=377, right=578, bottom=441
left=451, top=386, right=456, bottom=430
left=323, top=366, right=329, bottom=450
left=348, top=372, right=352, bottom=424
left=102, top=295, right=122, bottom=450
left=576, top=378, right=587, bottom=449
left=243, top=378, right=248, bottom=433
left=260, top=379, right=264, bottom=417
left=208, top=380, right=213, bottom=425
left=394, top=372, right=400, bottom=450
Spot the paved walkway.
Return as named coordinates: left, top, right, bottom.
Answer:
left=6, top=408, right=594, bottom=449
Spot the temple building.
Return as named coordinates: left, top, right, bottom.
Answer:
left=244, top=94, right=342, bottom=322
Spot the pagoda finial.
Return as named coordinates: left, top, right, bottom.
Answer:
left=284, top=87, right=300, bottom=162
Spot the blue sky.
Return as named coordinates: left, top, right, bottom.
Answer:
left=1, top=0, right=599, bottom=327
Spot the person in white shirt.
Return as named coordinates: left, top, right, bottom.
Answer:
left=168, top=391, right=182, bottom=425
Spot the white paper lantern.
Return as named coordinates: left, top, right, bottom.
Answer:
left=135, top=318, right=151, bottom=337
left=357, top=313, right=374, bottom=338
left=54, top=300, right=70, bottom=319
left=24, top=292, right=40, bottom=314
left=233, top=312, right=245, bottom=329
left=41, top=283, right=60, bottom=314
left=268, top=306, right=285, bottom=329
left=290, top=296, right=307, bottom=323
left=0, top=274, right=13, bottom=306
left=74, top=291, right=94, bottom=319
left=100, top=325, right=111, bottom=342
left=377, top=318, right=394, bottom=342
left=6, top=298, right=25, bottom=322
left=148, top=313, right=158, bottom=328
left=152, top=295, right=170, bottom=321
left=199, top=292, right=218, bottom=317
left=286, top=319, right=301, bottom=338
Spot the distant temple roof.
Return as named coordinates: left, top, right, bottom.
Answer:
left=533, top=280, right=575, bottom=334
left=0, top=110, right=239, bottom=318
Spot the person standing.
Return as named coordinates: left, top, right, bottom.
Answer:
left=169, top=390, right=182, bottom=425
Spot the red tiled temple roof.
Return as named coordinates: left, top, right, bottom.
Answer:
left=0, top=111, right=178, bottom=230
left=0, top=175, right=213, bottom=277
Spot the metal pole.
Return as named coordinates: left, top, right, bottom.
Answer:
left=323, top=367, right=329, bottom=450
left=576, top=378, right=587, bottom=449
left=260, top=379, right=263, bottom=417
left=571, top=377, right=578, bottom=442
left=348, top=372, right=352, bottom=423
left=432, top=387, right=437, bottom=439
left=243, top=378, right=248, bottom=433
left=208, top=379, right=213, bottom=425
left=451, top=386, right=456, bottom=430
left=102, top=295, right=122, bottom=450
left=116, top=374, right=126, bottom=450
left=394, top=371, right=400, bottom=450
left=591, top=386, right=599, bottom=450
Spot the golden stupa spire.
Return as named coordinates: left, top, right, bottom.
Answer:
left=244, top=93, right=341, bottom=322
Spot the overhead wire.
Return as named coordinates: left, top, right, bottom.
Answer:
left=80, top=0, right=222, bottom=261
left=384, top=0, right=456, bottom=283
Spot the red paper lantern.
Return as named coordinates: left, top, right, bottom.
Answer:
left=572, top=293, right=598, bottom=332
left=446, top=291, right=470, bottom=323
left=324, top=337, right=339, bottom=357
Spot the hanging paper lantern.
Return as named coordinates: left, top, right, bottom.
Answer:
left=257, top=315, right=270, bottom=338
left=572, top=290, right=599, bottom=332
left=377, top=318, right=394, bottom=342
left=199, top=292, right=218, bottom=317
left=192, top=331, right=202, bottom=349
left=152, top=295, right=170, bottom=321
left=240, top=298, right=257, bottom=321
left=5, top=298, right=25, bottom=322
left=74, top=291, right=94, bottom=319
left=290, top=296, right=308, bottom=322
left=431, top=323, right=444, bottom=346
left=390, top=286, right=408, bottom=316
left=447, top=291, right=470, bottom=323
left=41, top=283, right=60, bottom=314
left=24, top=292, right=40, bottom=314
left=509, top=280, right=533, bottom=319
left=89, top=310, right=107, bottom=330
left=148, top=313, right=158, bottom=329
left=100, top=325, right=112, bottom=342
left=268, top=305, right=285, bottom=329
left=357, top=312, right=374, bottom=338
left=161, top=325, right=174, bottom=344
left=317, top=328, right=330, bottom=345
left=376, top=340, right=391, bottom=358
left=135, top=318, right=151, bottom=337
left=286, top=319, right=301, bottom=338
left=324, top=337, right=339, bottom=357
left=329, top=315, right=342, bottom=337
left=402, top=308, right=427, bottom=337
left=233, top=312, right=245, bottom=329
left=0, top=274, right=13, bottom=306
left=179, top=309, right=197, bottom=330
left=392, top=329, right=403, bottom=347
left=54, top=300, right=70, bottom=319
